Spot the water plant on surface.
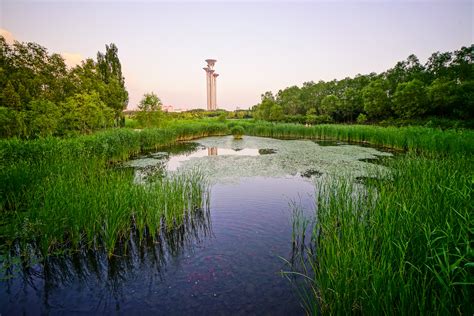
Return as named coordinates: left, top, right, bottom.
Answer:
left=232, top=121, right=474, bottom=156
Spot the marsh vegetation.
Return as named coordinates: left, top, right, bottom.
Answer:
left=1, top=121, right=471, bottom=314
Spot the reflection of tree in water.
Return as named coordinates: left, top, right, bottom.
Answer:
left=1, top=205, right=212, bottom=307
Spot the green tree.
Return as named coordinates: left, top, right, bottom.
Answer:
left=356, top=113, right=368, bottom=124
left=276, top=86, right=301, bottom=115
left=320, top=95, right=340, bottom=119
left=253, top=92, right=277, bottom=121
left=362, top=79, right=391, bottom=119
left=425, top=51, right=452, bottom=81
left=454, top=80, right=474, bottom=119
left=268, top=104, right=284, bottom=121
left=1, top=81, right=21, bottom=109
left=341, top=88, right=363, bottom=122
left=392, top=79, right=429, bottom=119
left=427, top=78, right=458, bottom=116
left=97, top=43, right=129, bottom=122
left=59, top=92, right=113, bottom=134
left=26, top=99, right=60, bottom=137
left=136, top=92, right=163, bottom=127
left=0, top=107, right=20, bottom=137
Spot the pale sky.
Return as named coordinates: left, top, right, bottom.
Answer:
left=1, top=0, right=472, bottom=110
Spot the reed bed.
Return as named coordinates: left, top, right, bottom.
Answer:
left=1, top=158, right=208, bottom=258
left=1, top=119, right=472, bottom=313
left=225, top=120, right=473, bottom=314
left=237, top=121, right=474, bottom=155
left=301, top=153, right=473, bottom=314
left=0, top=121, right=227, bottom=259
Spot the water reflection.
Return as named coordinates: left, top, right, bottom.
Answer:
left=127, top=144, right=263, bottom=181
left=208, top=147, right=218, bottom=156
left=1, top=136, right=394, bottom=314
left=0, top=206, right=212, bottom=314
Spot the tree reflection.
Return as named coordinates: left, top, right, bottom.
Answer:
left=0, top=205, right=212, bottom=311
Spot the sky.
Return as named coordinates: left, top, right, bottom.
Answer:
left=1, top=0, right=472, bottom=110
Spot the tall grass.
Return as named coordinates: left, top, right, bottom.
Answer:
left=0, top=121, right=227, bottom=259
left=236, top=121, right=474, bottom=155
left=224, top=120, right=473, bottom=313
left=301, top=154, right=473, bottom=314
left=1, top=157, right=208, bottom=258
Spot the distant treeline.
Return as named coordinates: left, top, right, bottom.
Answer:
left=0, top=36, right=128, bottom=138
left=252, top=45, right=473, bottom=127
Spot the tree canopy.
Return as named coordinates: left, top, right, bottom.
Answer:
left=0, top=36, right=128, bottom=138
left=252, top=44, right=473, bottom=125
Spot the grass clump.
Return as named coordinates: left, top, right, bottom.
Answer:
left=1, top=156, right=208, bottom=259
left=231, top=125, right=245, bottom=139
left=233, top=121, right=474, bottom=155
left=0, top=121, right=228, bottom=260
left=302, top=153, right=473, bottom=314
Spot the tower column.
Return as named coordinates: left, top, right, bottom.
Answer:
left=213, top=73, right=219, bottom=110
left=203, top=67, right=211, bottom=110
left=203, top=59, right=218, bottom=111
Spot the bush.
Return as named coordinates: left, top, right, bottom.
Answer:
left=230, top=126, right=245, bottom=139
left=356, top=113, right=367, bottom=124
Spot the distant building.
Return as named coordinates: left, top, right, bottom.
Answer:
left=162, top=105, right=174, bottom=112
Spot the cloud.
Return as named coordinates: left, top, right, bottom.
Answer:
left=61, top=52, right=83, bottom=68
left=0, top=28, right=83, bottom=68
left=0, top=28, right=15, bottom=44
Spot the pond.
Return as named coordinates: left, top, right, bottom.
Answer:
left=0, top=136, right=392, bottom=315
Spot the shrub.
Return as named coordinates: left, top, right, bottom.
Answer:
left=231, top=126, right=245, bottom=139
left=356, top=113, right=368, bottom=124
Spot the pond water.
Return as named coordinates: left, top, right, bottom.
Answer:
left=0, top=136, right=392, bottom=315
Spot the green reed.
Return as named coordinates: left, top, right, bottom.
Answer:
left=237, top=121, right=474, bottom=155
left=0, top=121, right=226, bottom=259
left=228, top=120, right=473, bottom=314
left=300, top=153, right=473, bottom=314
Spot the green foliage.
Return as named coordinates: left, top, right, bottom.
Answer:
left=392, top=79, right=429, bottom=119
left=362, top=79, right=391, bottom=119
left=305, top=154, right=472, bottom=314
left=320, top=94, right=340, bottom=117
left=356, top=113, right=367, bottom=124
left=253, top=93, right=276, bottom=121
left=218, top=112, right=227, bottom=122
left=251, top=44, right=473, bottom=124
left=0, top=36, right=128, bottom=138
left=427, top=78, right=459, bottom=116
left=1, top=81, right=21, bottom=109
left=26, top=99, right=61, bottom=137
left=230, top=125, right=245, bottom=139
left=135, top=92, right=164, bottom=128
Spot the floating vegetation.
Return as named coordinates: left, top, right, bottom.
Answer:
left=258, top=148, right=277, bottom=155
left=300, top=169, right=323, bottom=178
left=158, top=136, right=393, bottom=184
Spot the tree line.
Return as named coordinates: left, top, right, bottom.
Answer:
left=252, top=45, right=473, bottom=127
left=0, top=36, right=128, bottom=138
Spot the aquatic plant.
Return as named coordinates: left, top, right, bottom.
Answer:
left=230, top=126, right=245, bottom=139
left=233, top=121, right=474, bottom=155
left=1, top=156, right=208, bottom=258
left=0, top=121, right=226, bottom=259
left=297, top=153, right=473, bottom=314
